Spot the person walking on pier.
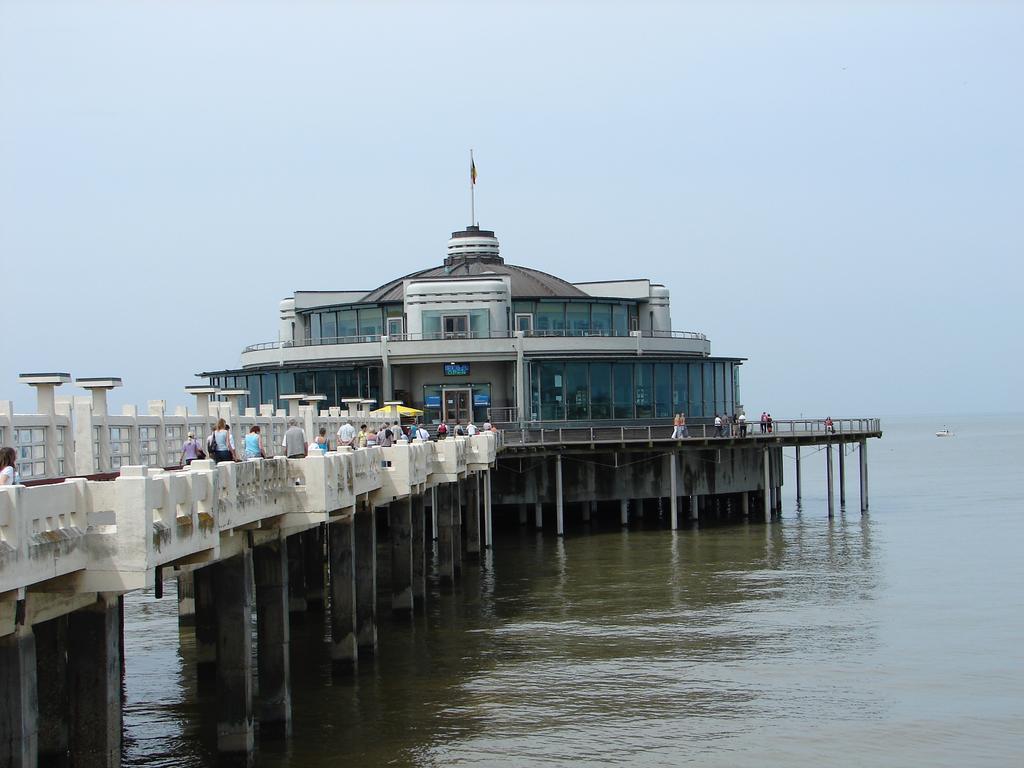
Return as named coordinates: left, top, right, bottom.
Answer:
left=244, top=426, right=265, bottom=459
left=738, top=411, right=747, bottom=437
left=212, top=419, right=237, bottom=462
left=337, top=419, right=356, bottom=448
left=679, top=411, right=689, bottom=438
left=180, top=432, right=204, bottom=465
left=436, top=421, right=448, bottom=439
left=714, top=414, right=723, bottom=437
left=0, top=446, right=18, bottom=485
left=672, top=413, right=682, bottom=439
left=314, top=427, right=330, bottom=453
left=379, top=423, right=394, bottom=447
left=760, top=411, right=768, bottom=434
left=357, top=424, right=368, bottom=448
left=466, top=420, right=478, bottom=436
left=766, top=413, right=774, bottom=434
left=825, top=416, right=835, bottom=434
left=283, top=420, right=308, bottom=458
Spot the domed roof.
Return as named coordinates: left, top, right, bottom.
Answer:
left=359, top=225, right=587, bottom=303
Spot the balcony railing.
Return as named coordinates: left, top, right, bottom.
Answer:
left=242, top=328, right=709, bottom=354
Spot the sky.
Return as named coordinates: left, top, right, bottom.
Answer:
left=2, top=0, right=1021, bottom=418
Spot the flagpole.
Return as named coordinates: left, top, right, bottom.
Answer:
left=470, top=148, right=476, bottom=226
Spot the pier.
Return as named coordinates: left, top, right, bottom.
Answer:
left=0, top=374, right=880, bottom=766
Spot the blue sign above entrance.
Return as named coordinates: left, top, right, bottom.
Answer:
left=444, top=363, right=470, bottom=376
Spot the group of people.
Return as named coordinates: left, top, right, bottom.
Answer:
left=182, top=416, right=495, bottom=466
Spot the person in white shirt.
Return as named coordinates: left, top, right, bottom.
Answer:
left=466, top=421, right=478, bottom=436
left=337, top=419, right=356, bottom=448
left=416, top=424, right=430, bottom=442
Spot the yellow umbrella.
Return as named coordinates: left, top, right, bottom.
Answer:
left=368, top=404, right=424, bottom=417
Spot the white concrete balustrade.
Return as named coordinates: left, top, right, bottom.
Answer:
left=0, top=433, right=495, bottom=638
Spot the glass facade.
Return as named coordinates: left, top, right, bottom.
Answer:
left=514, top=300, right=638, bottom=336
left=209, top=366, right=382, bottom=413
left=307, top=304, right=394, bottom=343
left=528, top=359, right=741, bottom=422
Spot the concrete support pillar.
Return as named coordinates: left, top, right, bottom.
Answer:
left=669, top=454, right=679, bottom=530
left=555, top=454, right=564, bottom=537
left=354, top=504, right=378, bottom=652
left=518, top=503, right=528, bottom=525
left=689, top=494, right=699, bottom=522
left=212, top=552, right=254, bottom=757
left=253, top=540, right=291, bottom=739
left=194, top=566, right=217, bottom=682
left=302, top=526, right=325, bottom=612
left=620, top=498, right=629, bottom=526
left=452, top=485, right=463, bottom=577
left=795, top=445, right=802, bottom=503
left=826, top=443, right=835, bottom=519
left=389, top=498, right=414, bottom=612
left=839, top=443, right=847, bottom=507
left=0, top=627, right=37, bottom=768
left=483, top=470, right=493, bottom=549
left=464, top=475, right=481, bottom=558
left=859, top=438, right=869, bottom=514
left=286, top=534, right=307, bottom=614
left=35, top=616, right=68, bottom=764
left=437, top=484, right=456, bottom=586
left=328, top=516, right=358, bottom=668
left=411, top=495, right=427, bottom=605
left=762, top=448, right=771, bottom=522
left=68, top=594, right=122, bottom=767
left=581, top=501, right=590, bottom=523
left=741, top=490, right=750, bottom=517
left=534, top=500, right=543, bottom=530
left=775, top=485, right=782, bottom=516
left=176, top=572, right=195, bottom=627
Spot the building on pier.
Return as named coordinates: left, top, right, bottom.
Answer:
left=203, top=224, right=744, bottom=425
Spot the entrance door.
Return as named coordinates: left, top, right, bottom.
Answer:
left=443, top=314, right=470, bottom=339
left=443, top=388, right=472, bottom=425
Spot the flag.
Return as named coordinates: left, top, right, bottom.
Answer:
left=470, top=155, right=477, bottom=185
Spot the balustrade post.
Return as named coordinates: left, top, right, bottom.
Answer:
left=437, top=484, right=457, bottom=585
left=555, top=454, right=564, bottom=537
left=839, top=442, right=847, bottom=507
left=669, top=452, right=678, bottom=529
left=826, top=443, right=835, bottom=519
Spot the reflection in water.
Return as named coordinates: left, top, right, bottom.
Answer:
left=122, top=513, right=883, bottom=767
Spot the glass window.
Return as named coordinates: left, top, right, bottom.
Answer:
left=538, top=362, right=564, bottom=420
left=310, top=313, right=322, bottom=343
left=590, top=363, right=611, bottom=420
left=613, top=363, right=633, bottom=419
left=472, top=383, right=491, bottom=423
left=337, top=369, right=358, bottom=400
left=591, top=304, right=612, bottom=335
left=724, top=364, right=734, bottom=416
left=715, top=363, right=727, bottom=416
left=261, top=373, right=278, bottom=410
left=337, top=310, right=358, bottom=339
left=654, top=363, right=672, bottom=419
left=513, top=301, right=535, bottom=315
left=628, top=304, right=639, bottom=331
left=366, top=367, right=381, bottom=404
left=688, top=364, right=703, bottom=418
left=321, top=311, right=337, bottom=342
left=565, top=363, right=589, bottom=420
left=534, top=302, right=565, bottom=334
left=672, top=363, right=688, bottom=413
left=635, top=363, right=653, bottom=418
left=612, top=304, right=628, bottom=336
left=566, top=303, right=590, bottom=336
left=315, top=370, right=336, bottom=407
left=358, top=307, right=382, bottom=339
left=732, top=364, right=741, bottom=409
left=703, top=363, right=715, bottom=417
left=385, top=303, right=403, bottom=318
left=247, top=375, right=260, bottom=409
left=469, top=309, right=490, bottom=337
left=295, top=371, right=314, bottom=397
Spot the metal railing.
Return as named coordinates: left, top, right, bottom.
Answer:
left=500, top=418, right=882, bottom=447
left=242, top=328, right=709, bottom=354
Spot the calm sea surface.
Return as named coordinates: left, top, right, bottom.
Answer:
left=121, top=415, right=1024, bottom=766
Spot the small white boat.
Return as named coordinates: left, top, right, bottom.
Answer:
left=935, top=427, right=953, bottom=437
